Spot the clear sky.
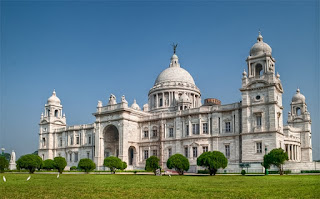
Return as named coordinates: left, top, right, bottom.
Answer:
left=1, top=0, right=319, bottom=160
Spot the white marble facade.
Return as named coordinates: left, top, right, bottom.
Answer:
left=38, top=33, right=313, bottom=171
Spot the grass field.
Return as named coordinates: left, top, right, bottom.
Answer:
left=0, top=174, right=319, bottom=198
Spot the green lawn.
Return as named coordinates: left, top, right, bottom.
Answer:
left=0, top=174, right=319, bottom=198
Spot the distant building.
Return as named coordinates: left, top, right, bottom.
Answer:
left=38, top=33, right=313, bottom=172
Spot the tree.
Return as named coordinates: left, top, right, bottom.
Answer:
left=262, top=148, right=288, bottom=175
left=43, top=159, right=55, bottom=171
left=103, top=156, right=123, bottom=174
left=0, top=156, right=9, bottom=173
left=197, top=151, right=228, bottom=176
left=120, top=161, right=127, bottom=171
left=145, top=156, right=160, bottom=175
left=166, top=154, right=189, bottom=175
left=78, top=158, right=96, bottom=173
left=54, top=157, right=67, bottom=174
left=2, top=153, right=11, bottom=162
left=16, top=154, right=43, bottom=174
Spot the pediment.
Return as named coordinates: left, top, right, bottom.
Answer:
left=40, top=120, right=48, bottom=124
left=246, top=80, right=269, bottom=89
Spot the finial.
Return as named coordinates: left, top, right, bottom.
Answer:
left=53, top=89, right=56, bottom=96
left=133, top=99, right=137, bottom=104
left=172, top=43, right=178, bottom=54
left=257, top=30, right=263, bottom=42
left=276, top=72, right=280, bottom=79
left=296, top=88, right=300, bottom=93
left=242, top=69, right=247, bottom=76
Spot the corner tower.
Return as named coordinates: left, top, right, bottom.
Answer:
left=38, top=90, right=66, bottom=160
left=240, top=32, right=284, bottom=163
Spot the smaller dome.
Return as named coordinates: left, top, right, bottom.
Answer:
left=131, top=99, right=141, bottom=110
left=250, top=32, right=272, bottom=56
left=292, top=88, right=305, bottom=103
left=47, top=89, right=61, bottom=105
left=179, top=93, right=191, bottom=103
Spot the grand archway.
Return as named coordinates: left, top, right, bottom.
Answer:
left=103, top=125, right=119, bottom=158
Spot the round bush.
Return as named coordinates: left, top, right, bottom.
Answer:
left=16, top=154, right=43, bottom=174
left=104, top=156, right=123, bottom=174
left=197, top=151, right=228, bottom=176
left=145, top=156, right=160, bottom=175
left=166, top=154, right=189, bottom=175
left=54, top=157, right=67, bottom=174
left=78, top=158, right=96, bottom=173
left=43, top=159, right=55, bottom=170
left=241, top=170, right=246, bottom=176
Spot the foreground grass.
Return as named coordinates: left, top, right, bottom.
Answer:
left=0, top=174, right=319, bottom=198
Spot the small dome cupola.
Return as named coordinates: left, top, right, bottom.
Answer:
left=47, top=89, right=61, bottom=105
left=179, top=93, right=191, bottom=103
left=292, top=88, right=306, bottom=103
left=250, top=32, right=272, bottom=56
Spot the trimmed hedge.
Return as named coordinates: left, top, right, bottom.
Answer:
left=301, top=170, right=320, bottom=173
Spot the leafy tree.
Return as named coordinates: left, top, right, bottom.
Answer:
left=197, top=151, right=228, bottom=176
left=43, top=159, right=55, bottom=170
left=104, top=156, right=123, bottom=174
left=78, top=158, right=96, bottom=173
left=166, top=154, right=189, bottom=175
left=32, top=150, right=38, bottom=155
left=262, top=148, right=288, bottom=175
left=2, top=153, right=11, bottom=162
left=120, top=161, right=127, bottom=171
left=16, top=154, right=43, bottom=174
left=54, top=157, right=67, bottom=174
left=0, top=156, right=9, bottom=173
left=145, top=156, right=160, bottom=175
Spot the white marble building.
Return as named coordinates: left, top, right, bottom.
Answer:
left=38, top=33, right=313, bottom=172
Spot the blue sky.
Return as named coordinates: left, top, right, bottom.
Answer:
left=1, top=0, right=319, bottom=160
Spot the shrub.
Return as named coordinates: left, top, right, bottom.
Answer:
left=197, top=151, right=228, bottom=176
left=301, top=170, right=320, bottom=173
left=120, top=161, right=127, bottom=171
left=284, top=170, right=291, bottom=175
left=145, top=156, right=160, bottom=175
left=78, top=158, right=96, bottom=173
left=42, top=159, right=55, bottom=171
left=54, top=157, right=67, bottom=174
left=16, top=154, right=43, bottom=174
left=241, top=170, right=246, bottom=176
left=104, top=156, right=123, bottom=174
left=70, top=166, right=78, bottom=171
left=0, top=156, right=9, bottom=173
left=197, top=170, right=209, bottom=174
left=166, top=154, right=189, bottom=175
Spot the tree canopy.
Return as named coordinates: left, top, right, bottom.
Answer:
left=197, top=151, right=228, bottom=176
left=104, top=156, right=124, bottom=174
left=166, top=154, right=189, bottom=175
left=0, top=156, right=9, bottom=173
left=16, top=154, right=43, bottom=174
left=43, top=159, right=55, bottom=170
left=78, top=158, right=96, bottom=173
left=262, top=148, right=288, bottom=175
left=54, top=157, right=67, bottom=174
left=145, top=156, right=160, bottom=175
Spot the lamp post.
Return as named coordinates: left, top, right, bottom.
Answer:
left=265, top=146, right=268, bottom=175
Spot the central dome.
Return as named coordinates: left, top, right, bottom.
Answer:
left=154, top=54, right=195, bottom=86
left=154, top=67, right=195, bottom=85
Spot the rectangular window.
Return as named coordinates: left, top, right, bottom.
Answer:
left=186, top=125, right=189, bottom=136
left=88, top=136, right=91, bottom=144
left=74, top=152, right=78, bottom=162
left=192, top=124, right=199, bottom=135
left=225, top=145, right=230, bottom=158
left=152, top=130, right=157, bottom=137
left=256, top=115, right=262, bottom=127
left=218, top=117, right=221, bottom=133
left=87, top=152, right=90, bottom=159
left=59, top=137, right=62, bottom=147
left=168, top=148, right=172, bottom=157
left=203, top=146, right=208, bottom=153
left=70, top=136, right=74, bottom=145
left=76, top=136, right=79, bottom=145
left=144, top=150, right=149, bottom=160
left=69, top=153, right=72, bottom=162
left=152, top=150, right=157, bottom=156
left=225, top=122, right=231, bottom=132
left=256, top=142, right=262, bottom=153
left=193, top=147, right=198, bottom=158
left=144, top=131, right=149, bottom=138
left=184, top=147, right=188, bottom=157
left=203, top=123, right=208, bottom=134
left=169, top=128, right=174, bottom=137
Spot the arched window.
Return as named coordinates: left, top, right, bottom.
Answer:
left=54, top=110, right=59, bottom=117
left=255, top=64, right=263, bottom=77
left=42, top=138, right=46, bottom=147
left=296, top=107, right=301, bottom=116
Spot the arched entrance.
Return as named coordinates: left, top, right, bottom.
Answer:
left=128, top=146, right=137, bottom=166
left=103, top=125, right=119, bottom=158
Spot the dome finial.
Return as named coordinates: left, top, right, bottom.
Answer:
left=53, top=89, right=56, bottom=96
left=297, top=88, right=300, bottom=93
left=172, top=43, right=178, bottom=54
left=257, top=30, right=263, bottom=42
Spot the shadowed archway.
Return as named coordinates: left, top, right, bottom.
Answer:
left=103, top=125, right=119, bottom=158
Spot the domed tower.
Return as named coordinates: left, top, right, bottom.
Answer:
left=240, top=32, right=284, bottom=163
left=38, top=90, right=66, bottom=160
left=148, top=46, right=201, bottom=112
left=287, top=89, right=312, bottom=162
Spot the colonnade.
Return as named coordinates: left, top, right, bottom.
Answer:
left=285, top=144, right=300, bottom=161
